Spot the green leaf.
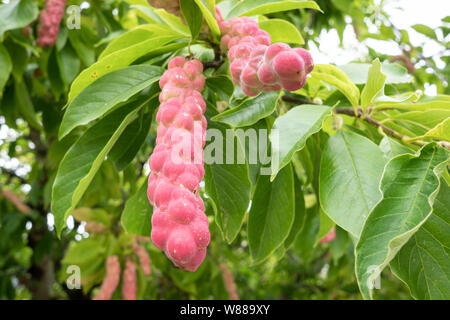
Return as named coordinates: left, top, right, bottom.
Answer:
left=319, top=130, right=387, bottom=237
left=284, top=173, right=306, bottom=248
left=355, top=143, right=449, bottom=299
left=379, top=136, right=414, bottom=159
left=0, top=43, right=12, bottom=96
left=57, top=43, right=80, bottom=86
left=0, top=0, right=38, bottom=38
left=412, top=24, right=437, bottom=40
left=109, top=107, right=155, bottom=171
left=340, top=62, right=413, bottom=84
left=60, top=65, right=162, bottom=139
left=293, top=205, right=320, bottom=261
left=68, top=36, right=176, bottom=101
left=248, top=164, right=295, bottom=263
left=52, top=99, right=149, bottom=236
left=311, top=64, right=360, bottom=108
left=99, top=25, right=181, bottom=59
left=193, top=0, right=221, bottom=37
left=316, top=210, right=335, bottom=244
left=205, top=76, right=235, bottom=102
left=259, top=19, right=304, bottom=44
left=68, top=29, right=95, bottom=67
left=389, top=109, right=450, bottom=131
left=180, top=0, right=203, bottom=40
left=121, top=179, right=153, bottom=237
left=226, top=0, right=321, bottom=19
left=212, top=92, right=280, bottom=127
left=390, top=180, right=450, bottom=300
left=360, top=59, right=386, bottom=111
left=204, top=107, right=252, bottom=243
left=14, top=78, right=41, bottom=130
left=270, top=104, right=331, bottom=180
left=422, top=118, right=450, bottom=142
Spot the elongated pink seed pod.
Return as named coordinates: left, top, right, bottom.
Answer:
left=147, top=56, right=210, bottom=272
left=122, top=259, right=137, bottom=300
left=219, top=263, right=239, bottom=300
left=36, top=0, right=67, bottom=47
left=216, top=7, right=314, bottom=96
left=133, top=242, right=151, bottom=275
left=93, top=256, right=120, bottom=300
left=319, top=227, right=336, bottom=243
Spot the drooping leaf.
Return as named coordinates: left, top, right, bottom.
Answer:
left=319, top=130, right=387, bottom=237
left=121, top=179, right=153, bottom=237
left=52, top=99, right=150, bottom=236
left=204, top=104, right=252, bottom=243
left=270, top=104, right=331, bottom=180
left=355, top=143, right=449, bottom=299
left=248, top=164, right=295, bottom=264
left=390, top=180, right=450, bottom=300
left=180, top=0, right=203, bottom=40
left=60, top=65, right=162, bottom=139
left=284, top=173, right=306, bottom=248
left=212, top=92, right=280, bottom=127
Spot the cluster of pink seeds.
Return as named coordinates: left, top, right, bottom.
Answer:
left=216, top=8, right=314, bottom=96
left=36, top=0, right=67, bottom=47
left=147, top=56, right=210, bottom=272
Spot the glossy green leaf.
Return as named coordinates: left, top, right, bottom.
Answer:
left=0, top=0, right=38, bottom=38
left=180, top=0, right=203, bottom=39
left=204, top=106, right=252, bottom=243
left=270, top=104, right=331, bottom=180
left=99, top=25, right=181, bottom=59
left=248, top=164, right=295, bottom=263
left=390, top=180, right=450, bottom=300
left=52, top=99, right=149, bottom=236
left=212, top=92, right=280, bottom=127
left=379, top=136, right=414, bottom=159
left=109, top=108, right=154, bottom=171
left=14, top=79, right=41, bottom=130
left=259, top=19, right=304, bottom=44
left=60, top=65, right=162, bottom=139
left=361, top=59, right=386, bottom=111
left=205, top=76, right=235, bottom=102
left=355, top=143, right=449, bottom=299
left=226, top=0, right=321, bottom=19
left=311, top=64, right=360, bottom=108
left=320, top=130, right=387, bottom=237
left=193, top=0, right=221, bottom=37
left=57, top=43, right=80, bottom=86
left=68, top=36, right=175, bottom=101
left=121, top=179, right=153, bottom=237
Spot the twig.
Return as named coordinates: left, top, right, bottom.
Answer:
left=1, top=189, right=31, bottom=214
left=281, top=95, right=315, bottom=105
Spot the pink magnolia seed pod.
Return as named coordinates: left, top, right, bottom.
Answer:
left=92, top=256, right=120, bottom=300
left=216, top=7, right=314, bottom=96
left=147, top=56, right=210, bottom=272
left=36, top=0, right=67, bottom=47
left=121, top=259, right=137, bottom=300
